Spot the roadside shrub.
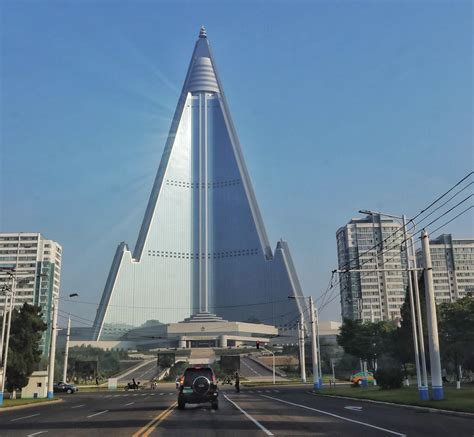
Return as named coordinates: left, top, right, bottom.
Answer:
left=375, top=368, right=403, bottom=389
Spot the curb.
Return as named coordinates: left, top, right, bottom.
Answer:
left=0, top=398, right=63, bottom=413
left=309, top=391, right=474, bottom=419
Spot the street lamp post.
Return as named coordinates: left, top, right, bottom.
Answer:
left=63, top=314, right=71, bottom=383
left=62, top=293, right=78, bottom=384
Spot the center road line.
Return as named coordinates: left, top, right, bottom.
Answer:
left=125, top=402, right=135, bottom=406
left=11, top=413, right=40, bottom=422
left=87, top=410, right=109, bottom=418
left=132, top=402, right=177, bottom=437
left=261, top=395, right=406, bottom=437
left=224, top=394, right=273, bottom=436
left=26, top=432, right=48, bottom=437
left=71, top=404, right=85, bottom=409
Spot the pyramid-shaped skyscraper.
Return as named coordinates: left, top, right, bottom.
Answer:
left=93, top=28, right=306, bottom=340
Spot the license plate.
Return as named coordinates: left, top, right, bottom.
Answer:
left=183, top=388, right=192, bottom=393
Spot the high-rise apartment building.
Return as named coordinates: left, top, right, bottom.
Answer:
left=336, top=215, right=409, bottom=322
left=92, top=28, right=306, bottom=340
left=0, top=232, right=62, bottom=354
left=416, top=234, right=474, bottom=303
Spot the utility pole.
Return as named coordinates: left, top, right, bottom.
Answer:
left=0, top=290, right=10, bottom=399
left=315, top=306, right=322, bottom=387
left=47, top=296, right=59, bottom=398
left=63, top=314, right=71, bottom=383
left=421, top=230, right=444, bottom=400
left=298, top=314, right=306, bottom=383
left=402, top=215, right=428, bottom=400
left=0, top=277, right=15, bottom=404
left=309, top=296, right=321, bottom=390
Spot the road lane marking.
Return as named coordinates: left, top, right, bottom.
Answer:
left=87, top=410, right=109, bottom=418
left=224, top=394, right=273, bottom=436
left=261, top=395, right=406, bottom=437
left=132, top=402, right=176, bottom=437
left=160, top=393, right=164, bottom=395
left=27, top=432, right=48, bottom=436
left=11, top=413, right=40, bottom=422
left=274, top=390, right=280, bottom=393
left=345, top=406, right=363, bottom=411
left=125, top=402, right=135, bottom=406
left=71, top=404, right=85, bottom=409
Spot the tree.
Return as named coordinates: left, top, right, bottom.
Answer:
left=438, top=294, right=474, bottom=381
left=337, top=319, right=395, bottom=372
left=6, top=303, right=47, bottom=392
left=389, top=275, right=429, bottom=378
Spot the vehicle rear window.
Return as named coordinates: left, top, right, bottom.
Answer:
left=184, top=368, right=213, bottom=384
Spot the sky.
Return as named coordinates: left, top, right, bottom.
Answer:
left=1, top=0, right=473, bottom=328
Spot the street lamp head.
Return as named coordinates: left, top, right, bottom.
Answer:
left=359, top=209, right=373, bottom=215
left=68, top=293, right=79, bottom=298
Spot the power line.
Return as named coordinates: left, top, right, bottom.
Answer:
left=429, top=205, right=473, bottom=236
left=320, top=172, right=473, bottom=315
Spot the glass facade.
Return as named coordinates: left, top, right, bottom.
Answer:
left=93, top=30, right=305, bottom=340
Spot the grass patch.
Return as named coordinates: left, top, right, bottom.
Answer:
left=1, top=398, right=57, bottom=408
left=315, top=385, right=474, bottom=413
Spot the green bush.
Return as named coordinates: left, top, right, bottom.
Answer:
left=375, top=368, right=404, bottom=389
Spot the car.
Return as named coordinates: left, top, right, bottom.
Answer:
left=53, top=382, right=78, bottom=394
left=350, top=371, right=375, bottom=385
left=177, top=366, right=218, bottom=410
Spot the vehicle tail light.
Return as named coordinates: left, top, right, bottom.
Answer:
left=212, top=374, right=216, bottom=384
left=179, top=376, right=185, bottom=385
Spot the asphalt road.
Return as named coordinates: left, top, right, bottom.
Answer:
left=239, top=357, right=286, bottom=381
left=118, top=360, right=158, bottom=385
left=0, top=384, right=472, bottom=436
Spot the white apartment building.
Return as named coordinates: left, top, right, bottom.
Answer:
left=0, top=232, right=62, bottom=355
left=416, top=234, right=474, bottom=304
left=336, top=215, right=409, bottom=322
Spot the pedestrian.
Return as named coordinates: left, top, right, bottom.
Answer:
left=234, top=372, right=240, bottom=393
left=96, top=376, right=99, bottom=385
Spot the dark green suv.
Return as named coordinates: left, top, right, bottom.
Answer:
left=177, top=366, right=218, bottom=410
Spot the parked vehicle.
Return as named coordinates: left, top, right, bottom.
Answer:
left=177, top=366, right=218, bottom=410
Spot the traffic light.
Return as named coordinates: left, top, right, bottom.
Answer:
left=256, top=341, right=260, bottom=350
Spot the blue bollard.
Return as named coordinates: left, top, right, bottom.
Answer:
left=432, top=386, right=444, bottom=400
left=418, top=387, right=429, bottom=400
left=47, top=391, right=54, bottom=399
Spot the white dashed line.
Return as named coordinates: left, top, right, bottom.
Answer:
left=87, top=410, right=109, bottom=418
left=261, top=395, right=406, bottom=437
left=71, top=404, right=85, bottom=409
left=224, top=395, right=273, bottom=435
left=27, top=432, right=48, bottom=437
left=125, top=402, right=135, bottom=406
left=160, top=393, right=165, bottom=396
left=11, top=413, right=40, bottom=422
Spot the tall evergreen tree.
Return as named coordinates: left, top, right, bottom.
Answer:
left=6, top=303, right=47, bottom=392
